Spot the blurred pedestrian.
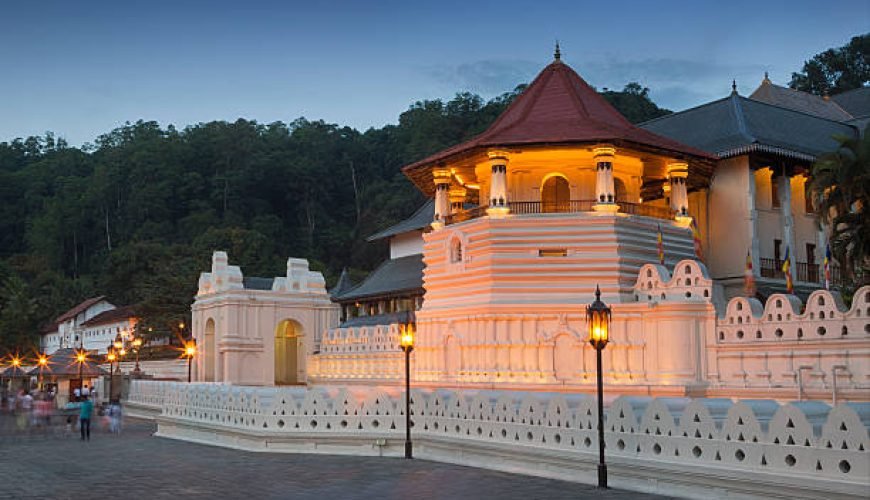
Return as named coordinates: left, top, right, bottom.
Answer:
left=79, top=395, right=93, bottom=441
left=109, top=401, right=122, bottom=434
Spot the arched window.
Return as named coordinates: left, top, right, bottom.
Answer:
left=450, top=238, right=463, bottom=263
left=541, top=175, right=570, bottom=213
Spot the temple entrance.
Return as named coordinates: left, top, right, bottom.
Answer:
left=542, top=175, right=570, bottom=212
left=203, top=318, right=216, bottom=382
left=275, top=319, right=303, bottom=385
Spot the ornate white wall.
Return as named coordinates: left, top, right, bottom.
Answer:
left=192, top=251, right=338, bottom=386
left=128, top=380, right=869, bottom=499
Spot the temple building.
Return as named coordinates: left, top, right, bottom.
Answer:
left=40, top=296, right=138, bottom=355
left=191, top=51, right=869, bottom=403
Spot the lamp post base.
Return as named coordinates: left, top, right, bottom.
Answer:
left=597, top=463, right=608, bottom=488
left=405, top=441, right=413, bottom=459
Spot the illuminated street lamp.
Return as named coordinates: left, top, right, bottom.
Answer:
left=399, top=317, right=415, bottom=459
left=106, top=348, right=117, bottom=403
left=131, top=336, right=143, bottom=377
left=75, top=349, right=87, bottom=399
left=184, top=341, right=197, bottom=383
left=586, top=285, right=611, bottom=489
left=37, top=353, right=49, bottom=389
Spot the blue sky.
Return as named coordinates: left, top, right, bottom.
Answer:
left=1, top=0, right=867, bottom=145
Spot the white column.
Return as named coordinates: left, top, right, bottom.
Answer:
left=593, top=145, right=618, bottom=212
left=667, top=161, right=689, bottom=216
left=747, top=168, right=761, bottom=275
left=486, top=151, right=510, bottom=217
left=780, top=173, right=797, bottom=279
left=432, top=168, right=451, bottom=229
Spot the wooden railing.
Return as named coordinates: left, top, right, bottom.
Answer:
left=760, top=259, right=844, bottom=285
left=760, top=258, right=784, bottom=279
left=443, top=200, right=675, bottom=225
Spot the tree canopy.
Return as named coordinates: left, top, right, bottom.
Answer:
left=790, top=34, right=870, bottom=95
left=0, top=82, right=671, bottom=353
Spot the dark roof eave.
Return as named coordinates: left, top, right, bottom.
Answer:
left=717, top=143, right=817, bottom=162
left=333, top=287, right=425, bottom=303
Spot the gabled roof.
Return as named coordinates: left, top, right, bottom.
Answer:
left=56, top=296, right=107, bottom=323
left=749, top=77, right=853, bottom=121
left=832, top=87, right=870, bottom=119
left=329, top=268, right=355, bottom=297
left=333, top=254, right=424, bottom=302
left=640, top=92, right=858, bottom=161
left=80, top=305, right=136, bottom=327
left=402, top=58, right=715, bottom=194
left=367, top=200, right=434, bottom=241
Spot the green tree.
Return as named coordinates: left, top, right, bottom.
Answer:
left=790, top=34, right=870, bottom=95
left=601, top=83, right=672, bottom=123
left=810, top=126, right=870, bottom=288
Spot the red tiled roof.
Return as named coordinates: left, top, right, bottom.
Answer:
left=403, top=60, right=716, bottom=191
left=55, top=296, right=106, bottom=323
left=80, top=305, right=137, bottom=327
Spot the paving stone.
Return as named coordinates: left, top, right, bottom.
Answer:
left=0, top=415, right=668, bottom=499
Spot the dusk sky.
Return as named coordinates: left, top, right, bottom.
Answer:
left=2, top=0, right=868, bottom=145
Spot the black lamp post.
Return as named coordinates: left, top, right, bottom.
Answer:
left=184, top=340, right=197, bottom=383
left=106, top=347, right=117, bottom=403
left=131, top=336, right=143, bottom=377
left=75, top=349, right=87, bottom=399
left=37, top=353, right=48, bottom=390
left=586, top=285, right=611, bottom=489
left=399, top=317, right=415, bottom=459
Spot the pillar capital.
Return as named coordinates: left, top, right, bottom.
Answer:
left=433, top=167, right=452, bottom=185
left=593, top=144, right=616, bottom=159
left=667, top=161, right=689, bottom=178
left=487, top=150, right=510, bottom=162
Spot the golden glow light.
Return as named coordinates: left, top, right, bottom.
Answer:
left=107, top=352, right=116, bottom=362
left=76, top=352, right=86, bottom=363
left=113, top=339, right=123, bottom=350
left=400, top=323, right=415, bottom=348
left=38, top=355, right=48, bottom=366
left=11, top=356, right=21, bottom=367
left=119, top=348, right=127, bottom=357
left=132, top=337, right=143, bottom=348
left=179, top=322, right=185, bottom=330
left=185, top=344, right=196, bottom=357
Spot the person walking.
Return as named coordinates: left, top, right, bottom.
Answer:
left=79, top=395, right=93, bottom=441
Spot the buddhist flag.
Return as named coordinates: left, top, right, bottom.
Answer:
left=782, top=245, right=794, bottom=294
left=690, top=218, right=703, bottom=260
left=824, top=243, right=832, bottom=290
left=657, top=224, right=665, bottom=265
left=744, top=250, right=756, bottom=297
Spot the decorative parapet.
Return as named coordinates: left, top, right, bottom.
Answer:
left=197, top=251, right=244, bottom=295
left=708, top=286, right=869, bottom=398
left=632, top=259, right=713, bottom=302
left=272, top=257, right=327, bottom=294
left=717, top=287, right=868, bottom=342
left=133, top=381, right=869, bottom=498
left=309, top=324, right=404, bottom=381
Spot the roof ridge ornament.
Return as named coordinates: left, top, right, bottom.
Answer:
left=554, top=40, right=561, bottom=61
left=763, top=71, right=770, bottom=83
left=731, top=79, right=738, bottom=95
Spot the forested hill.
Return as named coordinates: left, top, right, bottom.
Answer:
left=0, top=83, right=670, bottom=350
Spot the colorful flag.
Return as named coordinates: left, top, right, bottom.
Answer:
left=744, top=250, right=756, bottom=297
left=657, top=224, right=664, bottom=265
left=824, top=243, right=831, bottom=290
left=690, top=218, right=703, bottom=260
left=782, top=245, right=794, bottom=294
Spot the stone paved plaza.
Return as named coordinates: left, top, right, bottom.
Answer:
left=0, top=415, right=667, bottom=500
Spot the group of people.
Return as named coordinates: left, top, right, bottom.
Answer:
left=1, top=388, right=56, bottom=432
left=0, top=385, right=123, bottom=439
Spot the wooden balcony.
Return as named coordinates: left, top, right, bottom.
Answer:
left=759, top=259, right=842, bottom=285
left=443, top=200, right=675, bottom=225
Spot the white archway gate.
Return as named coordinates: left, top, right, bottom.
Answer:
left=191, top=251, right=338, bottom=386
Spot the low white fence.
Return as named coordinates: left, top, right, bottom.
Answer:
left=128, top=381, right=869, bottom=499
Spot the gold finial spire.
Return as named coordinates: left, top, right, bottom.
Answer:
left=554, top=40, right=561, bottom=61
left=763, top=71, right=770, bottom=82
left=731, top=79, right=738, bottom=95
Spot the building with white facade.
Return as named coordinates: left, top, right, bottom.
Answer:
left=189, top=53, right=868, bottom=405
left=40, top=297, right=137, bottom=355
